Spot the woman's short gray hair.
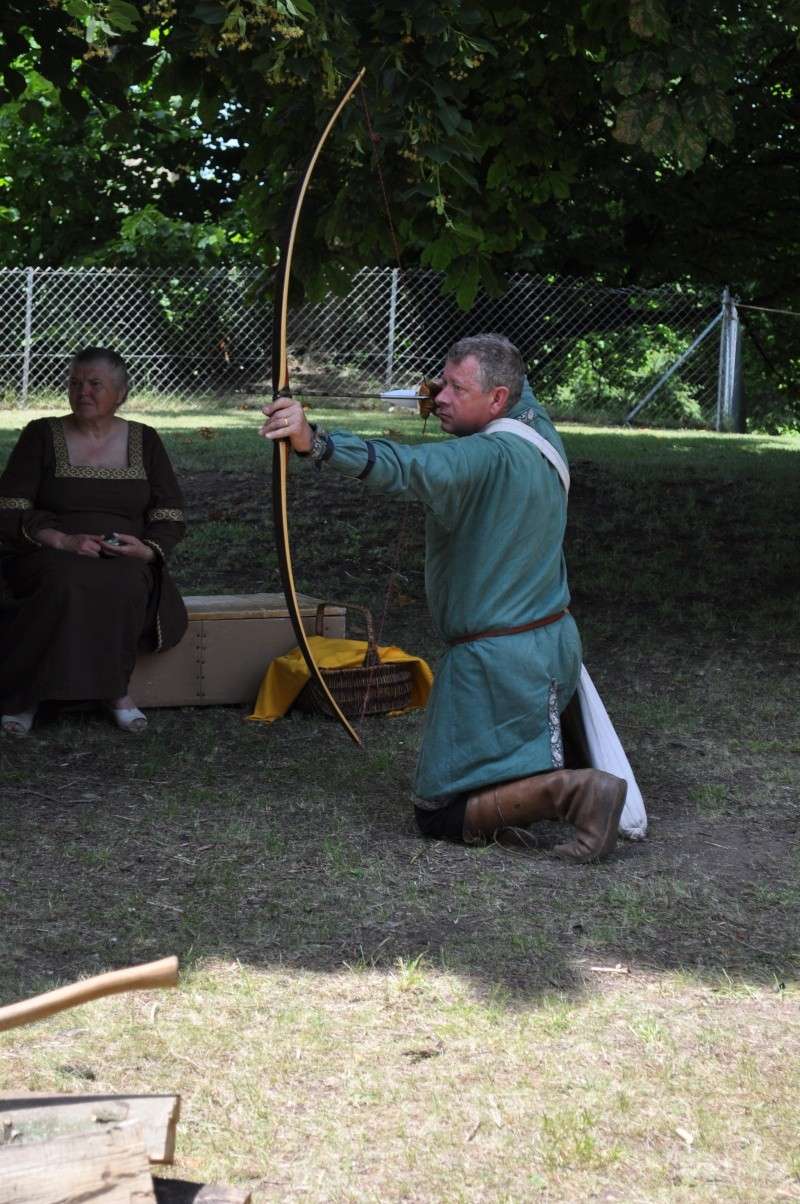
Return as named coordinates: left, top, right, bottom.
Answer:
left=71, top=347, right=129, bottom=399
left=445, top=333, right=524, bottom=408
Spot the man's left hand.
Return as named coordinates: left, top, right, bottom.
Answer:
left=260, top=397, right=313, bottom=453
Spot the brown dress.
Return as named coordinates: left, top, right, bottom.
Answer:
left=0, top=417, right=187, bottom=711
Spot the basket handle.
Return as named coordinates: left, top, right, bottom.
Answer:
left=313, top=602, right=379, bottom=667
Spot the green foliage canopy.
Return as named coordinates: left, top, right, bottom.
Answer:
left=1, top=1, right=798, bottom=309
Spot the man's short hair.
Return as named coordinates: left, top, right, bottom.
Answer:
left=71, top=347, right=129, bottom=396
left=445, top=333, right=524, bottom=409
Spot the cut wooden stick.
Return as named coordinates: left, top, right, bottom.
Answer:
left=0, top=957, right=179, bottom=1033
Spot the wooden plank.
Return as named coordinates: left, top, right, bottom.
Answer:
left=0, top=1093, right=180, bottom=1164
left=153, top=1179, right=252, bottom=1204
left=0, top=1119, right=155, bottom=1203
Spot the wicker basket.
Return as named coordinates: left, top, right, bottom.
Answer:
left=293, top=602, right=414, bottom=719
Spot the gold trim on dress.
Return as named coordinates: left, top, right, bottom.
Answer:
left=49, top=418, right=147, bottom=480
left=147, top=508, right=184, bottom=523
left=0, top=497, right=33, bottom=509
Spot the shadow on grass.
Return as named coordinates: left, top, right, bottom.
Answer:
left=1, top=627, right=798, bottom=1012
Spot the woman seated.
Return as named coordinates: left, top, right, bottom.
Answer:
left=0, top=347, right=188, bottom=735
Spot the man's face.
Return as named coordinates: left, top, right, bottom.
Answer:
left=435, top=355, right=509, bottom=436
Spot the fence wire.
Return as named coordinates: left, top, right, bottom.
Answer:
left=0, top=266, right=722, bottom=427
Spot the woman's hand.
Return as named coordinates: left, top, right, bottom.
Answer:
left=99, top=533, right=155, bottom=562
left=37, top=529, right=105, bottom=557
left=259, top=397, right=313, bottom=454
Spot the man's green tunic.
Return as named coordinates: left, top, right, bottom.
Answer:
left=320, top=384, right=582, bottom=805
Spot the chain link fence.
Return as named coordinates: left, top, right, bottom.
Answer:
left=734, top=302, right=800, bottom=434
left=0, top=265, right=727, bottom=427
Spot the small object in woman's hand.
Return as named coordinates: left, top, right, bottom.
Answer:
left=103, top=533, right=122, bottom=546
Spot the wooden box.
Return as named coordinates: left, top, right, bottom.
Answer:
left=129, top=593, right=345, bottom=708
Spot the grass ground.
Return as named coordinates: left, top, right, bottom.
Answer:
left=1, top=399, right=799, bottom=1202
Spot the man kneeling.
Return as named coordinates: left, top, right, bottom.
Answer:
left=261, top=333, right=625, bottom=862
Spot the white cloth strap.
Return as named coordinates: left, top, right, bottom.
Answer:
left=483, top=418, right=571, bottom=492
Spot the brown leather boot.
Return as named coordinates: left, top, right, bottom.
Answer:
left=463, top=769, right=626, bottom=863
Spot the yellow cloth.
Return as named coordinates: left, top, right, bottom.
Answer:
left=248, top=634, right=434, bottom=723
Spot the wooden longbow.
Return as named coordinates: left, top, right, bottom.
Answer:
left=271, top=67, right=366, bottom=747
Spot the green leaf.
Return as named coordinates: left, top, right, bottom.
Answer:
left=546, top=170, right=572, bottom=200
left=421, top=236, right=455, bottom=271
left=486, top=157, right=508, bottom=189
left=681, top=89, right=735, bottom=146
left=453, top=259, right=480, bottom=310
left=61, top=0, right=93, bottom=19
left=641, top=97, right=678, bottom=156
left=418, top=143, right=454, bottom=165
left=86, top=16, right=116, bottom=43
left=451, top=220, right=483, bottom=246
left=436, top=100, right=464, bottom=138
left=280, top=0, right=316, bottom=18
left=674, top=123, right=707, bottom=171
left=478, top=258, right=504, bottom=296
left=446, top=161, right=481, bottom=194
left=612, top=98, right=645, bottom=144
left=582, top=0, right=620, bottom=32
left=611, top=58, right=646, bottom=97
left=706, top=99, right=734, bottom=146
left=629, top=0, right=671, bottom=40
left=107, top=0, right=142, bottom=33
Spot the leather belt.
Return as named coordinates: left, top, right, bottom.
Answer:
left=448, top=610, right=567, bottom=646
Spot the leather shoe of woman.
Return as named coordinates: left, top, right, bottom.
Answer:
left=107, top=705, right=147, bottom=733
left=1, top=708, right=36, bottom=737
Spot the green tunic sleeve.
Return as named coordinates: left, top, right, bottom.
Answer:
left=320, top=430, right=491, bottom=532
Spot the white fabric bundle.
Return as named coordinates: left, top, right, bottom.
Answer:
left=486, top=416, right=648, bottom=841
left=577, top=665, right=647, bottom=840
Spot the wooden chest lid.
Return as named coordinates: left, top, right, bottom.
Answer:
left=183, top=593, right=343, bottom=621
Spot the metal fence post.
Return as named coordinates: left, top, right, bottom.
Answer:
left=20, top=267, right=34, bottom=407
left=384, top=268, right=399, bottom=390
left=625, top=309, right=723, bottom=424
left=716, top=286, right=745, bottom=432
